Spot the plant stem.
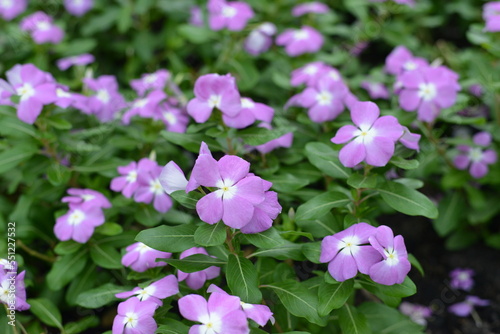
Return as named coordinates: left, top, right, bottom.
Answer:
left=16, top=240, right=55, bottom=263
left=225, top=227, right=235, bottom=254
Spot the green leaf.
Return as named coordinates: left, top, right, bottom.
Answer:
left=160, top=131, right=221, bottom=153
left=227, top=254, right=262, bottom=304
left=194, top=222, right=226, bottom=247
left=295, top=191, right=350, bottom=222
left=243, top=227, right=286, bottom=249
left=295, top=212, right=341, bottom=238
left=377, top=181, right=438, bottom=219
left=90, top=243, right=122, bottom=269
left=28, top=298, right=63, bottom=329
left=47, top=251, right=88, bottom=291
left=229, top=58, right=260, bottom=91
left=64, top=316, right=99, bottom=334
left=47, top=116, right=72, bottom=130
left=250, top=241, right=305, bottom=261
left=135, top=224, right=197, bottom=253
left=177, top=24, right=217, bottom=44
left=66, top=265, right=97, bottom=306
left=54, top=241, right=83, bottom=255
left=359, top=276, right=416, bottom=299
left=238, top=127, right=292, bottom=146
left=305, top=142, right=351, bottom=179
left=134, top=205, right=163, bottom=227
left=162, top=254, right=225, bottom=273
left=94, top=222, right=123, bottom=236
left=156, top=319, right=190, bottom=333
left=390, top=157, right=420, bottom=170
left=318, top=279, right=354, bottom=316
left=337, top=304, right=371, bottom=334
left=433, top=192, right=465, bottom=237
left=263, top=280, right=323, bottom=325
left=47, top=163, right=71, bottom=186
left=408, top=254, right=424, bottom=276
left=347, top=173, right=377, bottom=189
left=76, top=283, right=128, bottom=308
left=301, top=242, right=321, bottom=264
left=0, top=143, right=38, bottom=173
left=266, top=173, right=310, bottom=192
left=171, top=190, right=204, bottom=210
left=359, top=302, right=425, bottom=334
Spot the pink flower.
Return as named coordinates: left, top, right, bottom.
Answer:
left=111, top=159, right=156, bottom=198
left=208, top=0, right=254, bottom=31
left=0, top=0, right=27, bottom=20
left=292, top=2, right=329, bottom=16
left=484, top=2, right=500, bottom=32
left=177, top=248, right=221, bottom=290
left=64, top=0, right=93, bottom=16
left=290, top=62, right=331, bottom=87
left=61, top=188, right=111, bottom=210
left=276, top=26, right=324, bottom=57
left=122, top=90, right=166, bottom=124
left=450, top=268, right=475, bottom=291
left=56, top=54, right=95, bottom=71
left=189, top=6, right=204, bottom=27
left=320, top=223, right=381, bottom=281
left=368, top=225, right=411, bottom=285
left=115, top=275, right=179, bottom=307
left=20, top=12, right=64, bottom=44
left=134, top=162, right=173, bottom=213
left=361, top=81, right=390, bottom=100
left=156, top=103, right=189, bottom=133
left=112, top=297, right=157, bottom=334
left=178, top=292, right=249, bottom=334
left=399, top=65, right=460, bottom=122
left=253, top=122, right=293, bottom=154
left=331, top=101, right=404, bottom=167
left=449, top=296, right=489, bottom=317
left=158, top=161, right=189, bottom=195
left=385, top=46, right=428, bottom=76
left=121, top=242, right=171, bottom=272
left=223, top=97, right=274, bottom=129
left=78, top=75, right=126, bottom=122
left=0, top=270, right=30, bottom=311
left=453, top=132, right=497, bottom=178
left=54, top=204, right=105, bottom=243
left=399, top=302, right=432, bottom=326
left=130, top=70, right=170, bottom=97
left=244, top=23, right=276, bottom=56
left=187, top=73, right=241, bottom=123
left=399, top=126, right=421, bottom=151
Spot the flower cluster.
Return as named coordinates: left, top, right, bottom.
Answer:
left=111, top=158, right=173, bottom=213
left=0, top=261, right=30, bottom=312
left=54, top=188, right=111, bottom=243
left=160, top=142, right=282, bottom=233
left=320, top=223, right=412, bottom=285
left=20, top=11, right=64, bottom=44
left=453, top=131, right=497, bottom=178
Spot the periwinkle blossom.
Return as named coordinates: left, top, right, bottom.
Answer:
left=453, top=132, right=497, bottom=178
left=77, top=75, right=126, bottom=122
left=122, top=90, right=167, bottom=124
left=0, top=63, right=57, bottom=124
left=156, top=103, right=189, bottom=133
left=399, top=126, right=421, bottom=151
left=187, top=73, right=241, bottom=123
left=292, top=2, right=329, bottom=16
left=178, top=292, right=249, bottom=334
left=61, top=188, right=111, bottom=210
left=64, top=0, right=93, bottom=16
left=207, top=284, right=274, bottom=327
left=244, top=23, right=276, bottom=56
left=115, top=275, right=179, bottom=307
left=399, top=65, right=460, bottom=122
left=177, top=248, right=221, bottom=290
left=112, top=297, right=158, bottom=334
left=54, top=204, right=105, bottom=243
left=290, top=62, right=329, bottom=87
left=368, top=225, right=411, bottom=285
left=483, top=2, right=500, bottom=32
left=223, top=97, right=274, bottom=129
left=385, top=46, right=428, bottom=76
left=331, top=101, right=404, bottom=168
left=134, top=162, right=173, bottom=213
left=361, top=81, right=390, bottom=100
left=111, top=159, right=155, bottom=198
left=320, top=223, right=381, bottom=282
left=0, top=270, right=30, bottom=311
left=189, top=6, right=203, bottom=27
left=450, top=268, right=475, bottom=291
left=449, top=296, right=489, bottom=317
left=130, top=70, right=170, bottom=97
left=207, top=0, right=254, bottom=31
left=20, top=12, right=64, bottom=44
left=54, top=85, right=78, bottom=109
left=253, top=122, right=293, bottom=154
left=0, top=0, right=27, bottom=20
left=399, top=302, right=432, bottom=326
left=121, top=242, right=171, bottom=273
left=56, top=54, right=95, bottom=71
left=276, top=26, right=324, bottom=57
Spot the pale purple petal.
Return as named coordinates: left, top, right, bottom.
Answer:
left=179, top=294, right=210, bottom=322
left=196, top=192, right=223, bottom=224
left=339, top=139, right=366, bottom=168
left=222, top=196, right=254, bottom=229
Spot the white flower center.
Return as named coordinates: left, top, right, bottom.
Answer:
left=81, top=194, right=95, bottom=202
left=0, top=0, right=13, bottom=9
left=329, top=70, right=340, bottom=81
left=56, top=88, right=72, bottom=98
left=138, top=243, right=153, bottom=253
left=215, top=179, right=237, bottom=200
left=458, top=272, right=470, bottom=281
left=404, top=61, right=417, bottom=71
left=199, top=313, right=222, bottom=334
left=259, top=23, right=276, bottom=35
left=126, top=170, right=137, bottom=183
left=355, top=124, right=377, bottom=143
left=17, top=83, right=35, bottom=101
left=149, top=178, right=165, bottom=195
left=144, top=73, right=157, bottom=84
left=135, top=285, right=156, bottom=301
left=316, top=91, right=333, bottom=106
left=418, top=83, right=437, bottom=101
left=96, top=89, right=110, bottom=103
left=469, top=148, right=483, bottom=163
left=163, top=111, right=177, bottom=125
left=208, top=95, right=222, bottom=109
left=304, top=65, right=318, bottom=75
left=384, top=248, right=399, bottom=266
left=68, top=209, right=85, bottom=225
left=134, top=98, right=148, bottom=109
left=293, top=29, right=308, bottom=40
left=241, top=98, right=255, bottom=109
left=123, top=312, right=138, bottom=328
left=222, top=5, right=237, bottom=17
left=340, top=235, right=360, bottom=255
left=36, top=21, right=51, bottom=31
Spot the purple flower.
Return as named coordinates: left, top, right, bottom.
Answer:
left=454, top=132, right=497, bottom=178
left=399, top=302, right=432, bottom=326
left=0, top=270, right=30, bottom=311
left=361, top=81, right=390, bottom=100
left=292, top=2, right=330, bottom=16
left=61, top=188, right=111, bottom=210
left=54, top=204, right=105, bottom=243
left=56, top=54, right=95, bottom=71
left=468, top=84, right=483, bottom=97
left=177, top=248, right=221, bottom=290
left=122, top=90, right=166, bottom=124
left=208, top=0, right=254, bottom=31
left=111, top=159, right=157, bottom=198
left=368, top=225, right=411, bottom=285
left=253, top=122, right=293, bottom=154
left=399, top=126, right=421, bottom=151
left=385, top=46, right=428, bottom=76
left=79, top=75, right=126, bottom=122
left=276, top=26, right=324, bottom=57
left=20, top=12, right=64, bottom=44
left=189, top=6, right=204, bottom=26
left=449, top=296, right=489, bottom=317
left=223, top=97, right=274, bottom=129
left=0, top=63, right=57, bottom=124
left=320, top=223, right=381, bottom=281
left=207, top=284, right=274, bottom=326
left=121, top=242, right=171, bottom=272
left=399, top=65, right=460, bottom=122
left=64, top=0, right=93, bottom=16
left=155, top=103, right=189, bottom=133
left=130, top=70, right=170, bottom=97
left=134, top=162, right=173, bottom=213
left=331, top=101, right=404, bottom=167
left=450, top=268, right=475, bottom=291
left=484, top=2, right=500, bottom=32
left=0, top=0, right=27, bottom=20
left=112, top=297, right=158, bottom=334
left=158, top=161, right=189, bottom=195
left=290, top=62, right=329, bottom=87
left=178, top=292, right=249, bottom=334
left=54, top=85, right=78, bottom=109
left=115, top=275, right=179, bottom=307
left=187, top=73, right=241, bottom=123
left=244, top=23, right=276, bottom=56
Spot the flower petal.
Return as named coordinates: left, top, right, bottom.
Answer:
left=196, top=192, right=223, bottom=224
left=222, top=196, right=254, bottom=229
left=178, top=294, right=209, bottom=322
